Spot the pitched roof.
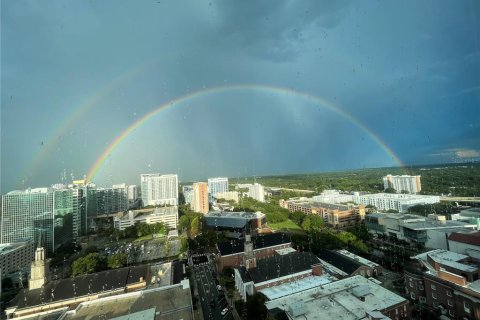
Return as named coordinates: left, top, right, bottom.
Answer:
left=217, top=232, right=291, bottom=256
left=318, top=250, right=363, bottom=275
left=448, top=231, right=480, bottom=246
left=247, top=252, right=319, bottom=284
left=10, top=266, right=150, bottom=310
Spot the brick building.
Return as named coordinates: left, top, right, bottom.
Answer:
left=318, top=249, right=382, bottom=278
left=215, top=232, right=291, bottom=272
left=405, top=249, right=480, bottom=319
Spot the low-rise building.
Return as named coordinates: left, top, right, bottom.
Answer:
left=265, top=275, right=410, bottom=320
left=204, top=211, right=266, bottom=233
left=318, top=249, right=382, bottom=278
left=234, top=249, right=322, bottom=300
left=214, top=191, right=240, bottom=203
left=405, top=249, right=480, bottom=319
left=327, top=205, right=366, bottom=229
left=448, top=230, right=480, bottom=256
left=365, top=213, right=477, bottom=248
left=113, top=206, right=179, bottom=230
left=0, top=240, right=34, bottom=280
left=215, top=232, right=291, bottom=272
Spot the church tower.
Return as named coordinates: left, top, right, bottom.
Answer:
left=243, top=233, right=257, bottom=270
left=29, top=244, right=50, bottom=290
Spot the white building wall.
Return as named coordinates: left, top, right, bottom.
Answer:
left=140, top=174, right=178, bottom=206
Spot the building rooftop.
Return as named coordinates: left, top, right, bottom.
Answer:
left=216, top=232, right=291, bottom=256
left=413, top=249, right=478, bottom=273
left=61, top=281, right=192, bottom=320
left=449, top=231, right=480, bottom=246
left=10, top=265, right=150, bottom=310
left=0, top=240, right=32, bottom=255
left=265, top=275, right=407, bottom=320
left=241, top=251, right=320, bottom=285
left=260, top=275, right=337, bottom=300
left=318, top=250, right=365, bottom=275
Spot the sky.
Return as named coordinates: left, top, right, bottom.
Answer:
left=1, top=0, right=479, bottom=192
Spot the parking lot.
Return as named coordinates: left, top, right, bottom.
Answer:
left=192, top=255, right=233, bottom=320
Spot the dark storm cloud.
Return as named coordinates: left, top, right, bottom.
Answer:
left=212, top=1, right=352, bottom=61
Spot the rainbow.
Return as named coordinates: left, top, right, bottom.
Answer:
left=24, top=60, right=156, bottom=182
left=86, top=84, right=404, bottom=182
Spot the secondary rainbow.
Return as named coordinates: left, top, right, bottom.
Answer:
left=86, top=84, right=404, bottom=182
left=24, top=60, right=155, bottom=182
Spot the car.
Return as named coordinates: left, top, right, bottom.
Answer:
left=221, top=307, right=229, bottom=316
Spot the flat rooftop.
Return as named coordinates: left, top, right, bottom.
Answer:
left=61, top=281, right=193, bottom=320
left=260, top=275, right=337, bottom=300
left=414, top=249, right=478, bottom=273
left=206, top=211, right=265, bottom=219
left=265, top=275, right=407, bottom=320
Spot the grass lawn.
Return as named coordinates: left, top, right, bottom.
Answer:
left=134, top=234, right=153, bottom=242
left=268, top=219, right=302, bottom=231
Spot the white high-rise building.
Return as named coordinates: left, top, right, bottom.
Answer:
left=248, top=183, right=265, bottom=202
left=140, top=174, right=179, bottom=206
left=207, top=177, right=229, bottom=202
left=383, top=175, right=421, bottom=194
left=182, top=185, right=194, bottom=205
left=127, top=185, right=138, bottom=205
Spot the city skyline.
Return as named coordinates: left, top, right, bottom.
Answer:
left=2, top=1, right=479, bottom=193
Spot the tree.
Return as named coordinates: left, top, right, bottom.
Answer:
left=301, top=216, right=312, bottom=231
left=384, top=187, right=396, bottom=193
left=290, top=211, right=305, bottom=225
left=107, top=253, right=128, bottom=269
left=72, top=253, right=107, bottom=276
left=190, top=216, right=200, bottom=237
left=245, top=292, right=267, bottom=320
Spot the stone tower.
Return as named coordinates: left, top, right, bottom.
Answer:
left=29, top=246, right=49, bottom=290
left=243, top=234, right=257, bottom=270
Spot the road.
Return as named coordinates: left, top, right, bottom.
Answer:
left=192, top=256, right=234, bottom=320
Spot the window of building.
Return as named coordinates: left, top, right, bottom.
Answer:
left=432, top=292, right=437, bottom=299
left=464, top=301, right=471, bottom=313
left=419, top=284, right=424, bottom=290
left=449, top=309, right=455, bottom=317
left=446, top=291, right=452, bottom=297
left=448, top=300, right=453, bottom=307
left=431, top=284, right=436, bottom=290
left=409, top=282, right=414, bottom=288
left=410, top=292, right=416, bottom=300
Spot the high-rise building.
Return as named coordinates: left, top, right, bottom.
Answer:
left=1, top=188, right=55, bottom=252
left=192, top=182, right=209, bottom=214
left=383, top=174, right=421, bottom=193
left=248, top=183, right=265, bottom=202
left=140, top=174, right=179, bottom=206
left=207, top=177, right=228, bottom=202
left=127, top=185, right=138, bottom=205
left=97, top=184, right=128, bottom=215
left=53, top=187, right=84, bottom=241
left=182, top=185, right=194, bottom=205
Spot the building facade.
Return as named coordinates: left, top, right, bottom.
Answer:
left=182, top=185, right=194, bottom=205
left=192, top=182, right=209, bottom=214
left=113, top=206, right=179, bottom=230
left=353, top=193, right=439, bottom=212
left=0, top=240, right=34, bottom=280
left=1, top=188, right=55, bottom=252
left=326, top=205, right=366, bottom=229
left=405, top=249, right=480, bottom=319
left=383, top=174, right=421, bottom=193
left=248, top=183, right=265, bottom=202
left=207, top=177, right=228, bottom=202
left=140, top=174, right=178, bottom=206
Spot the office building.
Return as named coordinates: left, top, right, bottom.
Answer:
left=182, top=185, right=194, bottom=205
left=96, top=184, right=128, bottom=215
left=248, top=183, right=265, bottom=202
left=405, top=249, right=480, bottom=319
left=192, top=182, right=209, bottom=214
left=326, top=205, right=366, bottom=229
left=365, top=213, right=477, bottom=248
left=140, top=174, right=178, bottom=206
left=207, top=177, right=228, bottom=202
left=383, top=174, right=421, bottom=193
left=113, top=206, right=179, bottom=230
left=1, top=188, right=55, bottom=252
left=448, top=231, right=480, bottom=255
left=353, top=193, right=439, bottom=212
left=312, top=189, right=357, bottom=204
left=214, top=191, right=239, bottom=203
left=0, top=240, right=34, bottom=280
left=127, top=185, right=138, bottom=205
left=204, top=211, right=266, bottom=234
left=265, top=275, right=410, bottom=320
